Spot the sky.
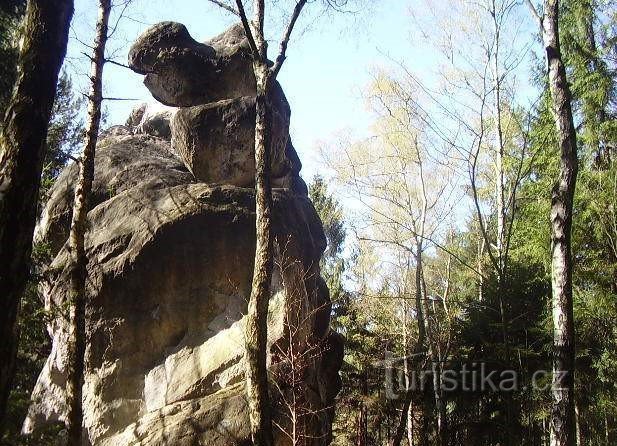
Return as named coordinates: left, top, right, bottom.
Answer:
left=63, top=0, right=544, bottom=276
left=66, top=0, right=436, bottom=180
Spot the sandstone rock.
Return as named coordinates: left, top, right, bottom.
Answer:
left=171, top=96, right=290, bottom=186
left=25, top=132, right=341, bottom=446
left=29, top=19, right=336, bottom=445
left=126, top=102, right=176, bottom=140
left=128, top=22, right=291, bottom=115
left=34, top=133, right=193, bottom=257
left=128, top=22, right=254, bottom=107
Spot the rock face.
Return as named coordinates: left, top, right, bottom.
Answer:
left=25, top=22, right=341, bottom=446
left=128, top=22, right=254, bottom=107
left=128, top=22, right=295, bottom=188
left=171, top=96, right=291, bottom=186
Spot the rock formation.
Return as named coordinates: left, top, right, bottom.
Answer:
left=24, top=22, right=342, bottom=446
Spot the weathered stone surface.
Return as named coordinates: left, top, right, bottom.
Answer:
left=128, top=22, right=254, bottom=107
left=28, top=18, right=337, bottom=445
left=170, top=96, right=291, bottom=186
left=126, top=102, right=176, bottom=140
left=25, top=131, right=341, bottom=445
left=34, top=133, right=193, bottom=257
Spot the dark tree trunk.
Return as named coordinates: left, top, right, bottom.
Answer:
left=0, top=0, right=73, bottom=428
left=65, top=1, right=110, bottom=444
left=541, top=1, right=579, bottom=445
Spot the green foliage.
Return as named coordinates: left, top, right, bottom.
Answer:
left=560, top=0, right=617, bottom=165
left=1, top=243, right=61, bottom=446
left=40, top=72, right=85, bottom=198
left=309, top=175, right=347, bottom=309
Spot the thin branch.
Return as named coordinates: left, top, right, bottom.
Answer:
left=525, top=0, right=542, bottom=28
left=271, top=0, right=308, bottom=78
left=104, top=58, right=144, bottom=71
left=107, top=0, right=132, bottom=39
left=102, top=97, right=140, bottom=101
left=234, top=0, right=260, bottom=58
left=207, top=0, right=239, bottom=17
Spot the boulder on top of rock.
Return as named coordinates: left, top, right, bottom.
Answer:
left=26, top=14, right=341, bottom=444
left=128, top=22, right=255, bottom=106
left=171, top=96, right=291, bottom=186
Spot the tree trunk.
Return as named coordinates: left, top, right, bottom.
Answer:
left=432, top=360, right=448, bottom=446
left=407, top=404, right=415, bottom=446
left=490, top=0, right=506, bottom=267
left=65, top=1, right=110, bottom=444
left=574, top=396, right=589, bottom=446
left=477, top=236, right=485, bottom=302
left=244, top=59, right=275, bottom=446
left=0, top=0, right=73, bottom=428
left=392, top=239, right=429, bottom=446
left=541, top=1, right=579, bottom=445
left=224, top=2, right=306, bottom=444
left=402, top=303, right=415, bottom=446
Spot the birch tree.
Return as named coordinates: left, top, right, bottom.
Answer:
left=527, top=0, right=579, bottom=444
left=64, top=1, right=111, bottom=444
left=206, top=1, right=334, bottom=444
left=326, top=73, right=459, bottom=446
left=0, top=0, right=73, bottom=428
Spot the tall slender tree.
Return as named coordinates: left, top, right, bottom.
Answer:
left=64, top=1, right=111, bottom=444
left=527, top=0, right=579, bottom=444
left=207, top=1, right=311, bottom=444
left=0, top=0, right=73, bottom=429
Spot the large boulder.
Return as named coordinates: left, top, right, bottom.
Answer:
left=128, top=22, right=255, bottom=107
left=170, top=96, right=291, bottom=186
left=34, top=132, right=193, bottom=256
left=24, top=129, right=342, bottom=445
left=128, top=22, right=297, bottom=187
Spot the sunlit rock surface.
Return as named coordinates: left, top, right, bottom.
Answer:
left=25, top=21, right=343, bottom=446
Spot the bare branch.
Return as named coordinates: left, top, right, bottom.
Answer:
left=102, top=97, right=141, bottom=101
left=107, top=0, right=133, bottom=39
left=233, top=0, right=260, bottom=58
left=525, top=0, right=542, bottom=28
left=207, top=0, right=239, bottom=17
left=271, top=0, right=308, bottom=78
left=104, top=58, right=143, bottom=71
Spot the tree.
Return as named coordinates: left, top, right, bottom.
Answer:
left=0, top=0, right=73, bottom=429
left=64, top=1, right=111, bottom=444
left=560, top=0, right=616, bottom=167
left=309, top=175, right=346, bottom=303
left=1, top=73, right=83, bottom=446
left=325, top=72, right=459, bottom=446
left=206, top=1, right=320, bottom=444
left=527, top=0, right=579, bottom=444
left=41, top=72, right=84, bottom=197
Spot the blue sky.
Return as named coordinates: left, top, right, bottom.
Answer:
left=66, top=0, right=436, bottom=179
